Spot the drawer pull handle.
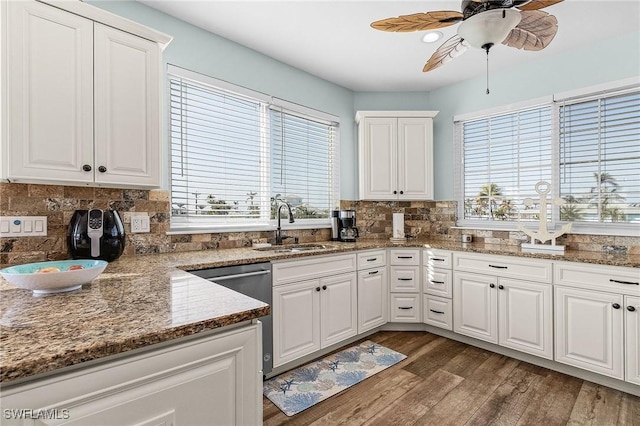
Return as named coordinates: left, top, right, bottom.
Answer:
left=398, top=306, right=413, bottom=310
left=369, top=270, right=379, bottom=275
left=612, top=303, right=621, bottom=309
left=367, top=258, right=377, bottom=262
left=609, top=279, right=639, bottom=285
left=397, top=278, right=413, bottom=281
left=431, top=258, right=445, bottom=262
left=429, top=309, right=445, bottom=314
left=489, top=264, right=508, bottom=269
left=430, top=280, right=445, bottom=284
left=628, top=306, right=637, bottom=312
left=398, top=256, right=413, bottom=259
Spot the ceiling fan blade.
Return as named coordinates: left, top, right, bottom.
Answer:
left=423, top=35, right=469, bottom=72
left=518, top=0, right=564, bottom=11
left=502, top=10, right=558, bottom=51
left=371, top=11, right=463, bottom=32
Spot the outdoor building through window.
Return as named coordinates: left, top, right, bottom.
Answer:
left=168, top=65, right=339, bottom=232
left=455, top=82, right=640, bottom=233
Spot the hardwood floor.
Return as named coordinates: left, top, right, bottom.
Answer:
left=263, top=331, right=640, bottom=426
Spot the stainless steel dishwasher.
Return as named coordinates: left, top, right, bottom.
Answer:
left=188, top=262, right=273, bottom=376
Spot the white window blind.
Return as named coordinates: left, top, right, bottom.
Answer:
left=270, top=109, right=336, bottom=219
left=459, top=106, right=553, bottom=222
left=559, top=90, right=640, bottom=223
left=168, top=67, right=339, bottom=231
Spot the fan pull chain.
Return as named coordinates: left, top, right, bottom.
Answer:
left=486, top=48, right=490, bottom=95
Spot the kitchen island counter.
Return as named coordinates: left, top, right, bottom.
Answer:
left=1, top=239, right=637, bottom=385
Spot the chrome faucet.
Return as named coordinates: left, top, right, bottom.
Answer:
left=275, top=202, right=295, bottom=245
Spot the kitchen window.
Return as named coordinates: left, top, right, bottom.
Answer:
left=168, top=65, right=339, bottom=232
left=455, top=80, right=640, bottom=235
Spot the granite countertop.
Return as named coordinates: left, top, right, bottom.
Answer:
left=1, top=239, right=638, bottom=385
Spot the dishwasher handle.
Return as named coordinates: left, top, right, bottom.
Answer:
left=205, top=270, right=271, bottom=282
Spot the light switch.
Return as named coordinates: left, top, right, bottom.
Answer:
left=0, top=216, right=47, bottom=237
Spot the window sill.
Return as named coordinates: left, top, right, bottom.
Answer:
left=167, top=220, right=330, bottom=235
left=453, top=222, right=640, bottom=237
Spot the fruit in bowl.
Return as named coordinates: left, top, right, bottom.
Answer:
left=0, top=260, right=107, bottom=294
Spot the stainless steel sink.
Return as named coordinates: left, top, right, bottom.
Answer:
left=254, top=244, right=333, bottom=253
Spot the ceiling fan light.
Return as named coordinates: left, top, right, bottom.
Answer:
left=457, top=9, right=521, bottom=50
left=422, top=31, right=443, bottom=43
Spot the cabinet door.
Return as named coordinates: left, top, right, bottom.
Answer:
left=555, top=286, right=624, bottom=380
left=94, top=23, right=161, bottom=187
left=358, top=267, right=388, bottom=334
left=7, top=0, right=94, bottom=183
left=359, top=117, right=397, bottom=200
left=625, top=296, right=640, bottom=385
left=397, top=117, right=433, bottom=200
left=498, top=278, right=553, bottom=359
left=273, top=280, right=320, bottom=367
left=321, top=273, right=358, bottom=347
left=453, top=272, right=498, bottom=344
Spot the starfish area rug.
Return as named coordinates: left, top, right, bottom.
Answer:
left=263, top=340, right=407, bottom=416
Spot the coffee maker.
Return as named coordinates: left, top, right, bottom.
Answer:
left=338, top=210, right=359, bottom=242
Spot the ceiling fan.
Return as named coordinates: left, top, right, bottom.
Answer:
left=371, top=0, right=562, bottom=75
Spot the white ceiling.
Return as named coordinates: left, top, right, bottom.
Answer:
left=138, top=0, right=640, bottom=92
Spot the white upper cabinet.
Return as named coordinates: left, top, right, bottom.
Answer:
left=356, top=111, right=438, bottom=200
left=4, top=0, right=170, bottom=188
left=6, top=1, right=94, bottom=184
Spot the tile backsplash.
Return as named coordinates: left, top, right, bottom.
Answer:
left=1, top=182, right=638, bottom=267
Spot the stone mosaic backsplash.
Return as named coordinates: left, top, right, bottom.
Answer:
left=1, top=182, right=638, bottom=267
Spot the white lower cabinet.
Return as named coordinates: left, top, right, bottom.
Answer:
left=0, top=325, right=262, bottom=426
left=453, top=271, right=553, bottom=359
left=625, top=296, right=640, bottom=385
left=357, top=266, right=388, bottom=334
left=389, top=249, right=421, bottom=323
left=555, top=286, right=624, bottom=380
left=390, top=294, right=421, bottom=322
left=423, top=295, right=453, bottom=330
left=273, top=274, right=358, bottom=367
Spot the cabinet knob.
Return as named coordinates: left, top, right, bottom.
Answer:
left=315, top=287, right=321, bottom=292
left=612, top=303, right=621, bottom=309
left=498, top=285, right=504, bottom=290
left=393, top=190, right=398, bottom=195
left=98, top=166, right=107, bottom=173
left=489, top=283, right=495, bottom=288
left=627, top=305, right=636, bottom=312
left=322, top=285, right=327, bottom=290
left=399, top=190, right=404, bottom=195
left=82, top=164, right=92, bottom=172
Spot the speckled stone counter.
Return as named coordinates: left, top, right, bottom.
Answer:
left=1, top=239, right=638, bottom=385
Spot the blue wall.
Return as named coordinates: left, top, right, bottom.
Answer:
left=89, top=1, right=639, bottom=201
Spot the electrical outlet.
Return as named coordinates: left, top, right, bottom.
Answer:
left=131, top=215, right=150, bottom=233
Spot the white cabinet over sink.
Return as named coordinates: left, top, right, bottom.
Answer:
left=356, top=111, right=438, bottom=201
left=2, top=0, right=171, bottom=188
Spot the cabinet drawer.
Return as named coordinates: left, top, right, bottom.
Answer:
left=424, top=268, right=452, bottom=298
left=390, top=249, right=420, bottom=266
left=390, top=294, right=421, bottom=322
left=423, top=295, right=452, bottom=330
left=554, top=261, right=639, bottom=295
left=423, top=249, right=452, bottom=269
left=453, top=253, right=552, bottom=283
left=272, top=253, right=357, bottom=285
left=357, top=249, right=387, bottom=270
left=390, top=266, right=420, bottom=292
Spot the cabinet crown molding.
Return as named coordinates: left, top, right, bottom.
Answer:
left=355, top=110, right=439, bottom=124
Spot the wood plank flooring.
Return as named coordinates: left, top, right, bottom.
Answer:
left=263, top=331, right=640, bottom=426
